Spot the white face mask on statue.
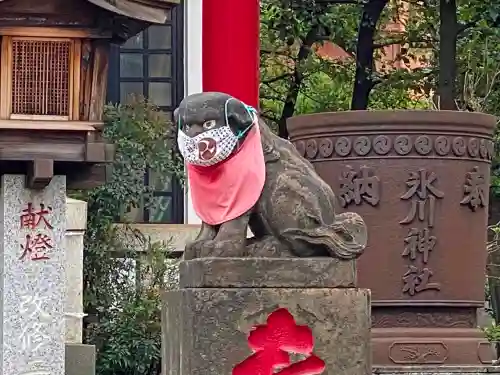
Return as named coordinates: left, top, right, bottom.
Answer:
left=177, top=98, right=256, bottom=167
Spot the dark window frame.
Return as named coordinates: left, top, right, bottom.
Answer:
left=107, top=4, right=184, bottom=224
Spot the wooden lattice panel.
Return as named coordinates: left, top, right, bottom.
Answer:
left=11, top=39, right=71, bottom=117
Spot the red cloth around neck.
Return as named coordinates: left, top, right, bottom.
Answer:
left=187, top=125, right=265, bottom=225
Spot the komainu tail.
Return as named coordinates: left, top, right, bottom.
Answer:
left=281, top=212, right=368, bottom=260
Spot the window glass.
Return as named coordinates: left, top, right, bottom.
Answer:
left=149, top=171, right=172, bottom=191
left=122, top=32, right=143, bottom=49
left=148, top=25, right=172, bottom=49
left=149, top=54, right=171, bottom=78
left=120, top=82, right=144, bottom=103
left=120, top=54, right=143, bottom=77
left=149, top=82, right=172, bottom=107
left=148, top=196, right=172, bottom=223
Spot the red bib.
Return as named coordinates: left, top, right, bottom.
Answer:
left=187, top=125, right=266, bottom=225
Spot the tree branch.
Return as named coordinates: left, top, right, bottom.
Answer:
left=372, top=37, right=434, bottom=49
left=334, top=39, right=356, bottom=58
left=261, top=73, right=293, bottom=85
left=295, top=0, right=360, bottom=4
left=261, top=49, right=294, bottom=58
left=456, top=20, right=477, bottom=36
left=259, top=112, right=280, bottom=123
left=314, top=34, right=357, bottom=58
left=260, top=92, right=286, bottom=102
left=458, top=17, right=500, bottom=36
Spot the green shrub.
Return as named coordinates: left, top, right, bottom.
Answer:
left=72, top=97, right=183, bottom=375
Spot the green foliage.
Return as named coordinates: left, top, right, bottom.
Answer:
left=396, top=0, right=500, bottom=109
left=259, top=0, right=431, bottom=132
left=89, top=294, right=162, bottom=374
left=72, top=97, right=183, bottom=375
left=455, top=31, right=500, bottom=195
left=259, top=0, right=500, bottom=121
left=260, top=0, right=500, bottom=335
left=487, top=223, right=500, bottom=310
left=483, top=321, right=500, bottom=343
left=260, top=0, right=361, bottom=49
left=86, top=246, right=179, bottom=375
left=261, top=48, right=429, bottom=125
left=295, top=60, right=429, bottom=114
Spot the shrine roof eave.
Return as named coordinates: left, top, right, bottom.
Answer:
left=85, top=0, right=179, bottom=24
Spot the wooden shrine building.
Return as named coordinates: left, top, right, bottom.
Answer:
left=0, top=0, right=179, bottom=189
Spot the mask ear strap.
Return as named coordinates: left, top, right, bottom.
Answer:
left=236, top=104, right=258, bottom=139
left=177, top=106, right=184, bottom=130
left=224, top=97, right=257, bottom=139
left=224, top=97, right=233, bottom=129
left=245, top=104, right=257, bottom=119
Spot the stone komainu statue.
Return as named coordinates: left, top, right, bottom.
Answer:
left=175, top=92, right=367, bottom=260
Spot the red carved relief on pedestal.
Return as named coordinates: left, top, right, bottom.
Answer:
left=233, top=308, right=325, bottom=375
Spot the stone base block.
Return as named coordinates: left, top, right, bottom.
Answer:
left=373, top=365, right=500, bottom=375
left=163, top=286, right=370, bottom=375
left=372, top=328, right=495, bottom=366
left=65, top=344, right=95, bottom=375
left=179, top=257, right=356, bottom=288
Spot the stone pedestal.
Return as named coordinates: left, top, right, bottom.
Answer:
left=162, top=258, right=371, bottom=375
left=0, top=175, right=66, bottom=375
left=65, top=344, right=96, bottom=375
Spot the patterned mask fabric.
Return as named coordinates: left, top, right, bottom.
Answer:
left=177, top=98, right=255, bottom=167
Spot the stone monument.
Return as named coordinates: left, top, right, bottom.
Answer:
left=0, top=175, right=66, bottom=375
left=162, top=92, right=371, bottom=375
left=0, top=1, right=179, bottom=375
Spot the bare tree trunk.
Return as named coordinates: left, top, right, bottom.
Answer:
left=277, top=28, right=319, bottom=138
left=351, top=0, right=388, bottom=110
left=438, top=0, right=458, bottom=110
